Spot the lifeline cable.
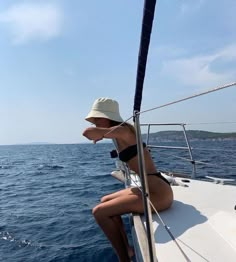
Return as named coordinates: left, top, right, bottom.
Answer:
left=128, top=173, right=191, bottom=262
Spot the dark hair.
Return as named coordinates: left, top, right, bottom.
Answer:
left=109, top=120, right=136, bottom=134
left=109, top=120, right=122, bottom=127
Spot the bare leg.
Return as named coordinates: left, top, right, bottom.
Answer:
left=93, top=208, right=130, bottom=261
left=113, top=216, right=134, bottom=259
left=101, top=190, right=135, bottom=258
left=93, top=184, right=173, bottom=261
left=93, top=188, right=144, bottom=261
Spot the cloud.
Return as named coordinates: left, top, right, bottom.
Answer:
left=161, top=45, right=236, bottom=88
left=217, top=44, right=236, bottom=60
left=152, top=45, right=185, bottom=58
left=0, top=3, right=63, bottom=44
left=179, top=0, right=205, bottom=15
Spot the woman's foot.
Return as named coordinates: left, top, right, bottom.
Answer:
left=127, top=246, right=135, bottom=259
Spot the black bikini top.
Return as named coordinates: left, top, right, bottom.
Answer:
left=118, top=143, right=146, bottom=162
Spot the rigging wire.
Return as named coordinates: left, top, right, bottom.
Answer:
left=152, top=149, right=236, bottom=174
left=152, top=147, right=236, bottom=165
left=149, top=141, right=236, bottom=169
left=186, top=121, right=236, bottom=125
left=98, top=81, right=236, bottom=260
left=190, top=147, right=236, bottom=153
left=138, top=81, right=236, bottom=116
left=102, top=81, right=236, bottom=138
left=128, top=172, right=191, bottom=262
left=148, top=201, right=191, bottom=262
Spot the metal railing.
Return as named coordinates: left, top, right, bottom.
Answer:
left=141, top=123, right=196, bottom=178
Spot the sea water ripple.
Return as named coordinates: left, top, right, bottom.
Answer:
left=0, top=141, right=235, bottom=261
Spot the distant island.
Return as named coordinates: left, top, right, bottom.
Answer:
left=143, top=130, right=236, bottom=141
left=28, top=142, right=52, bottom=145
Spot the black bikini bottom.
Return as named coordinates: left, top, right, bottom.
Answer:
left=147, top=172, right=170, bottom=185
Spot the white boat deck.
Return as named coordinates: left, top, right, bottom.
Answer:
left=111, top=170, right=236, bottom=261
left=133, top=176, right=236, bottom=261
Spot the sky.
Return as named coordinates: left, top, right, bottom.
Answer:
left=0, top=0, right=236, bottom=145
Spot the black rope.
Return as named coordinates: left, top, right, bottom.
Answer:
left=134, top=0, right=157, bottom=113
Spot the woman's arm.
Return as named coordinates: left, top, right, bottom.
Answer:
left=83, top=126, right=128, bottom=143
left=83, top=127, right=104, bottom=143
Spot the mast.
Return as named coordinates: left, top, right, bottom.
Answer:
left=134, top=0, right=156, bottom=112
left=133, top=0, right=157, bottom=261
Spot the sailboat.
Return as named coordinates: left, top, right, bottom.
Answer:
left=111, top=0, right=236, bottom=261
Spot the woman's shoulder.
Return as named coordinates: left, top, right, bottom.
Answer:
left=111, top=123, right=133, bottom=134
left=116, top=134, right=137, bottom=150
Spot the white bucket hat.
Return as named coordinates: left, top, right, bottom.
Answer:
left=85, top=97, right=123, bottom=124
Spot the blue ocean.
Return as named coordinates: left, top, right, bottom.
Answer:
left=1, top=141, right=236, bottom=262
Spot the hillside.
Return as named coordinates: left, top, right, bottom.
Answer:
left=143, top=130, right=236, bottom=141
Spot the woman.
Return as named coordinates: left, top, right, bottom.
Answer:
left=83, top=97, right=173, bottom=262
